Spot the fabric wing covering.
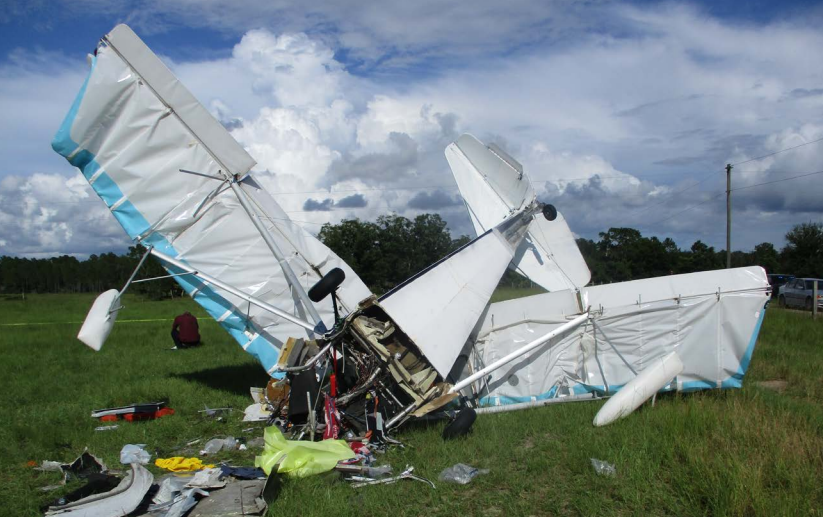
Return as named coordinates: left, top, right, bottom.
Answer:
left=456, top=266, right=769, bottom=406
left=52, top=24, right=371, bottom=375
left=445, top=134, right=591, bottom=291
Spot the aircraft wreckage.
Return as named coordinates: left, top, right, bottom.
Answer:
left=54, top=25, right=770, bottom=438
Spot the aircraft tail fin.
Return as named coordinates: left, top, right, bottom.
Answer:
left=445, top=134, right=590, bottom=291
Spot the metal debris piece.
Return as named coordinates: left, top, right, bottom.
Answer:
left=44, top=463, right=153, bottom=516
left=350, top=465, right=435, bottom=489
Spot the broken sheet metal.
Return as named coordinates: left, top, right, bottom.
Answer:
left=349, top=465, right=435, bottom=489
left=254, top=426, right=354, bottom=477
left=52, top=24, right=371, bottom=374
left=45, top=463, right=153, bottom=516
left=455, top=266, right=769, bottom=407
left=38, top=451, right=109, bottom=492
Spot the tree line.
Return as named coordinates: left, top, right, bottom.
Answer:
left=2, top=216, right=822, bottom=297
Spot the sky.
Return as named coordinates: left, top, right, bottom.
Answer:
left=2, top=0, right=823, bottom=258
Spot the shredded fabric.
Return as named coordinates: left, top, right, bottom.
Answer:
left=154, top=457, right=215, bottom=472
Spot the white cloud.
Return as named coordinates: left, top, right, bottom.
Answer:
left=4, top=3, right=823, bottom=257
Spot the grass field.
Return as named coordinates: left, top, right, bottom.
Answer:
left=1, top=292, right=822, bottom=516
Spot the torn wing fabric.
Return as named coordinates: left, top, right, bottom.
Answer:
left=458, top=266, right=769, bottom=406
left=52, top=24, right=371, bottom=375
left=445, top=133, right=590, bottom=291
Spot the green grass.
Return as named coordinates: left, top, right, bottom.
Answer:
left=1, top=293, right=822, bottom=516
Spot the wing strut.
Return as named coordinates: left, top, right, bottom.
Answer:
left=150, top=248, right=318, bottom=332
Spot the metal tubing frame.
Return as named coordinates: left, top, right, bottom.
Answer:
left=119, top=245, right=153, bottom=295
left=150, top=248, right=317, bottom=332
left=449, top=312, right=589, bottom=394
left=229, top=179, right=325, bottom=331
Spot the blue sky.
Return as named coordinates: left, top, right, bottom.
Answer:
left=2, top=0, right=823, bottom=258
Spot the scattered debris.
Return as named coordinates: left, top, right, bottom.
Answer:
left=37, top=450, right=108, bottom=491
left=186, top=468, right=226, bottom=489
left=335, top=463, right=393, bottom=479
left=45, top=474, right=122, bottom=509
left=148, top=487, right=207, bottom=517
left=350, top=465, right=435, bottom=489
left=44, top=463, right=153, bottom=516
left=120, top=444, right=151, bottom=465
left=200, top=437, right=237, bottom=456
left=255, top=426, right=355, bottom=477
left=438, top=463, right=489, bottom=485
left=218, top=466, right=266, bottom=480
left=199, top=406, right=233, bottom=420
left=242, top=404, right=271, bottom=422
left=94, top=425, right=119, bottom=432
left=152, top=475, right=191, bottom=506
left=590, top=458, right=616, bottom=477
left=155, top=457, right=216, bottom=472
left=188, top=480, right=267, bottom=516
left=91, top=401, right=174, bottom=423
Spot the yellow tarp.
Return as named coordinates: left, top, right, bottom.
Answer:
left=154, top=457, right=215, bottom=472
left=254, top=426, right=355, bottom=478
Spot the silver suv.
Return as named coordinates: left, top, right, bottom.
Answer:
left=778, top=277, right=823, bottom=310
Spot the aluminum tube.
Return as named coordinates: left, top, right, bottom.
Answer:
left=119, top=245, right=153, bottom=294
left=474, top=394, right=602, bottom=415
left=449, top=312, right=589, bottom=394
left=273, top=341, right=334, bottom=372
left=229, top=180, right=325, bottom=330
left=150, top=248, right=316, bottom=332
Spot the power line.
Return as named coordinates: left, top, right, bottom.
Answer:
left=731, top=135, right=823, bottom=167
left=731, top=170, right=823, bottom=192
left=646, top=192, right=725, bottom=226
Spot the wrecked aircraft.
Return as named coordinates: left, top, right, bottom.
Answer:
left=54, top=24, right=770, bottom=436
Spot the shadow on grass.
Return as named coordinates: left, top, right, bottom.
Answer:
left=171, top=364, right=271, bottom=395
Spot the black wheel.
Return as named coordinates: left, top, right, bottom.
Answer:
left=542, top=204, right=558, bottom=221
left=778, top=295, right=786, bottom=308
left=806, top=297, right=813, bottom=311
left=442, top=408, right=477, bottom=440
left=308, top=268, right=346, bottom=302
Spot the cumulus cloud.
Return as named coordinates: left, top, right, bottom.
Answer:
left=4, top=3, right=823, bottom=257
left=302, top=198, right=334, bottom=211
left=336, top=193, right=367, bottom=208
left=0, top=173, right=129, bottom=256
left=408, top=190, right=460, bottom=210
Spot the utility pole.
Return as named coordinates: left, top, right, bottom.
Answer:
left=726, top=163, right=732, bottom=269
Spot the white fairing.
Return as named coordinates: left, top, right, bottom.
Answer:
left=593, top=351, right=684, bottom=426
left=77, top=289, right=121, bottom=351
left=445, top=134, right=590, bottom=291
left=53, top=24, right=371, bottom=374
left=380, top=231, right=517, bottom=377
left=456, top=266, right=769, bottom=406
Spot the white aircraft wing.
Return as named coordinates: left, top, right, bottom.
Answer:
left=454, top=266, right=769, bottom=407
left=53, top=24, right=371, bottom=375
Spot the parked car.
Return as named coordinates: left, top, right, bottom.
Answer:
left=767, top=274, right=795, bottom=299
left=778, top=277, right=823, bottom=310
